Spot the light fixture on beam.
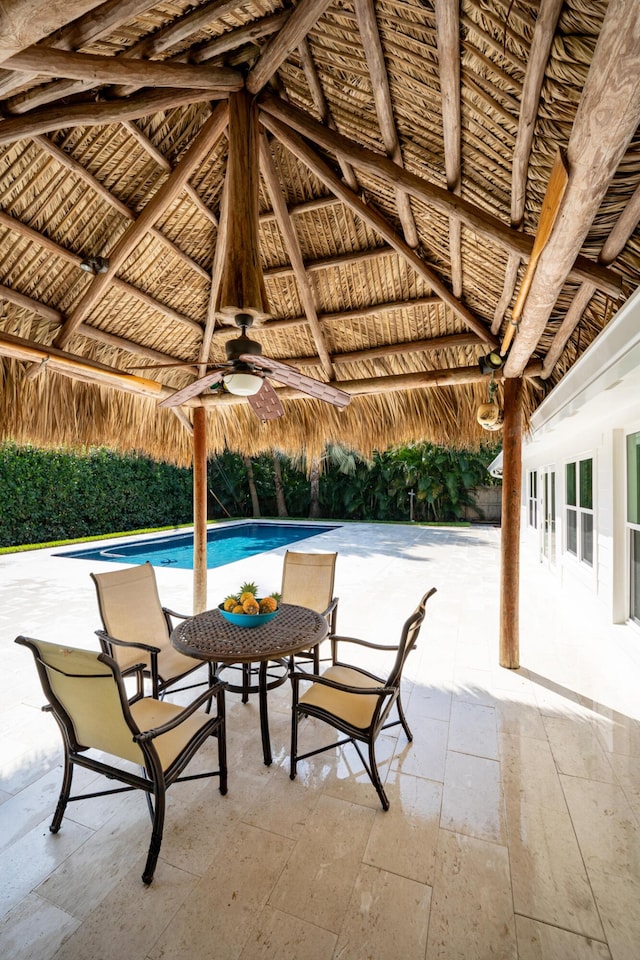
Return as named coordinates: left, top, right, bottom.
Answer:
left=478, top=351, right=504, bottom=375
left=80, top=255, right=109, bottom=275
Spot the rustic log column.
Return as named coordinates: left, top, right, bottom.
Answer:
left=192, top=407, right=208, bottom=614
left=499, top=376, right=523, bottom=668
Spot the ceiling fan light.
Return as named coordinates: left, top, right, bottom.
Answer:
left=223, top=372, right=263, bottom=396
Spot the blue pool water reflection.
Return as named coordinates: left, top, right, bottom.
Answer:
left=56, top=522, right=339, bottom=570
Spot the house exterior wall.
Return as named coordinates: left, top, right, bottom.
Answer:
left=520, top=286, right=640, bottom=638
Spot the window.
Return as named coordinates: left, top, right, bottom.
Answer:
left=565, top=457, right=593, bottom=566
left=627, top=432, right=640, bottom=625
left=528, top=471, right=538, bottom=528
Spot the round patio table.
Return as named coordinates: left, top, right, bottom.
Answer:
left=171, top=603, right=328, bottom=765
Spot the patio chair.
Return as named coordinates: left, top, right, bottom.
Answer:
left=280, top=550, right=339, bottom=672
left=289, top=587, right=437, bottom=810
left=15, top=635, right=227, bottom=885
left=91, top=562, right=215, bottom=703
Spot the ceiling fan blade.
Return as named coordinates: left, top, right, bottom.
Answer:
left=241, top=354, right=351, bottom=408
left=159, top=369, right=226, bottom=408
left=247, top=379, right=284, bottom=420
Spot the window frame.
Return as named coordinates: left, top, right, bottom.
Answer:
left=527, top=470, right=538, bottom=529
left=564, top=455, right=595, bottom=568
left=626, top=429, right=640, bottom=627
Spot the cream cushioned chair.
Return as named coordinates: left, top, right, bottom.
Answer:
left=289, top=587, right=436, bottom=810
left=280, top=550, right=338, bottom=671
left=15, top=635, right=227, bottom=885
left=91, top=561, right=214, bottom=702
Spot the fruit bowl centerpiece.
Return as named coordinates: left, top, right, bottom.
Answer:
left=218, top=581, right=280, bottom=629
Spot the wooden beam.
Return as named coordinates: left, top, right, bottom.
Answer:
left=510, top=0, right=564, bottom=228
left=355, top=0, right=418, bottom=247
left=0, top=328, right=170, bottom=400
left=434, top=0, right=462, bottom=293
left=217, top=91, right=267, bottom=319
left=192, top=11, right=289, bottom=64
left=76, top=322, right=197, bottom=368
left=7, top=0, right=245, bottom=108
left=258, top=92, right=623, bottom=297
left=34, top=134, right=210, bottom=280
left=54, top=101, right=228, bottom=350
left=504, top=0, right=640, bottom=377
left=209, top=296, right=443, bottom=337
left=4, top=46, right=243, bottom=90
left=0, top=282, right=61, bottom=323
left=259, top=131, right=334, bottom=378
left=492, top=252, right=521, bottom=335
left=246, top=0, right=333, bottom=94
left=0, top=209, right=203, bottom=334
left=297, top=37, right=359, bottom=191
left=198, top=361, right=543, bottom=408
left=261, top=111, right=500, bottom=347
left=499, top=376, right=523, bottom=670
left=192, top=406, right=208, bottom=614
left=0, top=0, right=159, bottom=99
left=599, top=180, right=640, bottom=266
left=501, top=149, right=569, bottom=355
left=0, top=88, right=221, bottom=146
left=121, top=120, right=218, bottom=228
left=541, top=283, right=595, bottom=378
left=0, top=1, right=103, bottom=63
left=542, top=176, right=640, bottom=378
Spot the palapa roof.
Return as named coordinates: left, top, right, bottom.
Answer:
left=0, top=0, right=638, bottom=467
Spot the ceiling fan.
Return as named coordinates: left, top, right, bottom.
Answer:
left=132, top=313, right=351, bottom=420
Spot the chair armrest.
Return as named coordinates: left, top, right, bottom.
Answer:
left=330, top=633, right=400, bottom=661
left=321, top=597, right=339, bottom=633
left=135, top=679, right=226, bottom=741
left=161, top=607, right=190, bottom=633
left=290, top=669, right=391, bottom=698
left=95, top=630, right=161, bottom=655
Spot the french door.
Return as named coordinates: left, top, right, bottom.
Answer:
left=540, top=466, right=556, bottom=567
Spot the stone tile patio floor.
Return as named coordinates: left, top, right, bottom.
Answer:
left=1, top=521, right=639, bottom=959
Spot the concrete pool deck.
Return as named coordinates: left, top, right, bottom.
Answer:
left=1, top=520, right=640, bottom=959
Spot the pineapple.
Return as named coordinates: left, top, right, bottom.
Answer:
left=259, top=596, right=277, bottom=614
left=242, top=597, right=260, bottom=615
left=239, top=581, right=258, bottom=605
left=232, top=604, right=244, bottom=615
left=223, top=595, right=238, bottom=612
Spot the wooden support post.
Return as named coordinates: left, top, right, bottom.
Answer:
left=192, top=407, right=208, bottom=614
left=499, top=376, right=523, bottom=669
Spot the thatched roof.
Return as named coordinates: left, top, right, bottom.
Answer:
left=0, top=0, right=638, bottom=467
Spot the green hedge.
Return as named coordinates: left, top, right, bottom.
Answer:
left=0, top=444, right=193, bottom=547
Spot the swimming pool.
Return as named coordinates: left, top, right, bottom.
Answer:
left=55, top=522, right=339, bottom=570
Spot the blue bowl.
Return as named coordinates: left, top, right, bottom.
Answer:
left=218, top=603, right=279, bottom=628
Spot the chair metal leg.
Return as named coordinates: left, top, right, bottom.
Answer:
left=368, top=739, right=390, bottom=811
left=50, top=750, right=74, bottom=833
left=290, top=696, right=299, bottom=781
left=142, top=785, right=165, bottom=885
left=396, top=692, right=413, bottom=741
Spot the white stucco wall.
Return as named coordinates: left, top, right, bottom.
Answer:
left=520, top=286, right=640, bottom=633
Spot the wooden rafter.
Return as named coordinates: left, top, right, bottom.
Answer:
left=259, top=131, right=334, bottom=379
left=246, top=0, right=333, bottom=95
left=53, top=102, right=228, bottom=351
left=258, top=93, right=623, bottom=297
left=0, top=1, right=104, bottom=63
left=504, top=0, right=640, bottom=377
left=434, top=0, right=462, bottom=297
left=354, top=0, right=418, bottom=248
left=0, top=88, right=225, bottom=146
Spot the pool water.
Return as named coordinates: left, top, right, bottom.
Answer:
left=55, top=522, right=339, bottom=570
